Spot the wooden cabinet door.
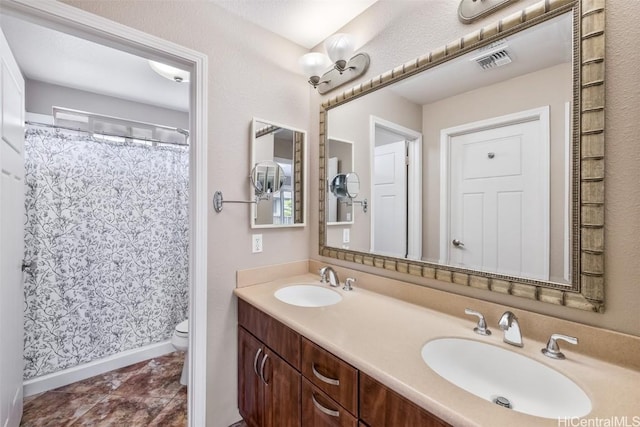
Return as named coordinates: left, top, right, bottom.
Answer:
left=360, top=373, right=450, bottom=427
left=238, top=327, right=264, bottom=427
left=263, top=348, right=301, bottom=427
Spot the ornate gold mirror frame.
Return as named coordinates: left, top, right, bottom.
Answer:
left=319, top=0, right=605, bottom=312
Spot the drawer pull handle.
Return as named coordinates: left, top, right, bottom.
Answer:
left=312, top=363, right=340, bottom=386
left=259, top=353, right=269, bottom=385
left=253, top=348, right=263, bottom=378
left=312, top=393, right=340, bottom=418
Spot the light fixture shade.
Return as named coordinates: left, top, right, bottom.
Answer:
left=298, top=52, right=331, bottom=78
left=148, top=60, right=190, bottom=83
left=324, top=33, right=356, bottom=63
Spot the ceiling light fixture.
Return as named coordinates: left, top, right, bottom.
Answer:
left=299, top=33, right=370, bottom=95
left=148, top=60, right=190, bottom=83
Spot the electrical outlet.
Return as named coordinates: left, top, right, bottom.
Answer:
left=343, top=228, right=350, bottom=243
left=252, top=234, right=263, bottom=253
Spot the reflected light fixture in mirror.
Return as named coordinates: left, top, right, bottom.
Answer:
left=299, top=33, right=370, bottom=94
left=148, top=60, right=190, bottom=83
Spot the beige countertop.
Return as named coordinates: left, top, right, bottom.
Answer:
left=234, top=273, right=640, bottom=426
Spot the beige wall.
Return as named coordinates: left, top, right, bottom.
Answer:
left=62, top=1, right=310, bottom=425
left=313, top=0, right=640, bottom=338
left=421, top=63, right=572, bottom=282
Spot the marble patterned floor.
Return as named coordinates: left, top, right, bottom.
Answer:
left=21, top=351, right=187, bottom=427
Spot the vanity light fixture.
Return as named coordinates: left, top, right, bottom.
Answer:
left=148, top=60, right=190, bottom=83
left=299, top=33, right=370, bottom=95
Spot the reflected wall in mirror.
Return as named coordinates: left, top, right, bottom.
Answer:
left=327, top=138, right=354, bottom=224
left=252, top=118, right=306, bottom=228
left=319, top=0, right=606, bottom=312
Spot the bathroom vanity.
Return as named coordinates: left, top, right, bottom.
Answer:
left=237, top=298, right=448, bottom=427
left=235, top=270, right=640, bottom=427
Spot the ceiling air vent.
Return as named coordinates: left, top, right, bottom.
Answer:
left=470, top=41, right=512, bottom=70
left=475, top=49, right=512, bottom=70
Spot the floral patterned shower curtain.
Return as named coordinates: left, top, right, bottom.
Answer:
left=23, top=127, right=189, bottom=380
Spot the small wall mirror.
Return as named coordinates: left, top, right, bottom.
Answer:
left=252, top=118, right=306, bottom=228
left=327, top=138, right=354, bottom=224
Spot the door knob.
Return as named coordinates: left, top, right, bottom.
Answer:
left=452, top=239, right=465, bottom=248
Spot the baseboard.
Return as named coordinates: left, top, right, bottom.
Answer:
left=23, top=340, right=175, bottom=397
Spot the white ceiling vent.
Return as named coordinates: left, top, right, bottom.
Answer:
left=470, top=41, right=513, bottom=70
left=474, top=49, right=512, bottom=70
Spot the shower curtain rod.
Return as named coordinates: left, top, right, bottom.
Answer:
left=25, top=121, right=189, bottom=147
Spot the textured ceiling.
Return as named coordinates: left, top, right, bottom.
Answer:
left=209, top=0, right=379, bottom=49
left=0, top=1, right=379, bottom=111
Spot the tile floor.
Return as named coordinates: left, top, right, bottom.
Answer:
left=21, top=352, right=187, bottom=427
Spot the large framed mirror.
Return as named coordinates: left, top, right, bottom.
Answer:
left=252, top=118, right=306, bottom=228
left=319, top=0, right=605, bottom=312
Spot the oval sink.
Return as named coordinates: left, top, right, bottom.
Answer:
left=421, top=338, right=591, bottom=419
left=274, top=285, right=342, bottom=307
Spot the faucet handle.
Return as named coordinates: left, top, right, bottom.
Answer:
left=541, top=333, right=578, bottom=360
left=464, top=308, right=491, bottom=336
left=319, top=267, right=329, bottom=284
left=343, top=277, right=356, bottom=291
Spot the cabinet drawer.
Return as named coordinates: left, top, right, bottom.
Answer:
left=238, top=299, right=301, bottom=369
left=359, top=373, right=450, bottom=427
left=302, top=378, right=357, bottom=427
left=301, top=338, right=358, bottom=415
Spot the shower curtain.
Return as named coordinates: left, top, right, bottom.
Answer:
left=23, top=127, right=189, bottom=380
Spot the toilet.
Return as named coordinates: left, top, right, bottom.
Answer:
left=171, top=319, right=189, bottom=385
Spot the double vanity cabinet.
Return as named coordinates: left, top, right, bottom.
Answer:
left=237, top=299, right=449, bottom=427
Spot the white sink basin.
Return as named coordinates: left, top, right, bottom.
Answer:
left=274, top=285, right=342, bottom=307
left=421, top=338, right=591, bottom=419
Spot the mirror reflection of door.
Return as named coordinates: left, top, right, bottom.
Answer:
left=373, top=133, right=407, bottom=257
left=370, top=117, right=422, bottom=260
left=440, top=107, right=550, bottom=280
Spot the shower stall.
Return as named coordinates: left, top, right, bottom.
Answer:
left=22, top=122, right=189, bottom=381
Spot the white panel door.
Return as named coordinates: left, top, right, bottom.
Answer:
left=0, top=29, right=25, bottom=427
left=448, top=117, right=549, bottom=280
left=327, top=157, right=338, bottom=223
left=373, top=140, right=406, bottom=257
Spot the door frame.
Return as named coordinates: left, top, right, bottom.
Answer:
left=439, top=106, right=550, bottom=270
left=369, top=116, right=422, bottom=260
left=2, top=1, right=208, bottom=425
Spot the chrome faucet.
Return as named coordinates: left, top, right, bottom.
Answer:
left=498, top=311, right=523, bottom=347
left=319, top=266, right=340, bottom=287
left=343, top=277, right=356, bottom=291
left=541, top=334, right=578, bottom=360
left=464, top=308, right=491, bottom=336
